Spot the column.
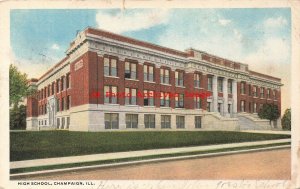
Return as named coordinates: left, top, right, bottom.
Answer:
left=213, top=75, right=218, bottom=112
left=232, top=80, right=238, bottom=117
left=223, top=78, right=228, bottom=117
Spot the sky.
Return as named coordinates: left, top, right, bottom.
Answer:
left=10, top=8, right=291, bottom=112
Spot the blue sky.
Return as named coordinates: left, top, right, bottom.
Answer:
left=10, top=8, right=291, bottom=110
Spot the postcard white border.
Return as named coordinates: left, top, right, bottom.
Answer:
left=0, top=0, right=299, bottom=189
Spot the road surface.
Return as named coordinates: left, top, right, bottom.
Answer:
left=27, top=148, right=290, bottom=180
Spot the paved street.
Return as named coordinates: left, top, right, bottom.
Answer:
left=27, top=148, right=290, bottom=180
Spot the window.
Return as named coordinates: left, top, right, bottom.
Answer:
left=260, top=87, right=264, bottom=98
left=207, top=76, right=213, bottom=91
left=175, top=94, right=184, bottom=108
left=228, top=80, right=232, bottom=94
left=161, top=115, right=171, bottom=129
left=253, top=86, right=257, bottom=97
left=248, top=85, right=251, bottom=96
left=160, top=92, right=170, bottom=107
left=195, top=116, right=202, bottom=128
left=144, top=64, right=154, bottom=82
left=218, top=78, right=223, bottom=92
left=66, top=95, right=71, bottom=110
left=228, top=104, right=231, bottom=113
left=194, top=96, right=202, bottom=109
left=253, top=103, right=257, bottom=113
left=66, top=73, right=70, bottom=89
left=57, top=99, right=60, bottom=112
left=104, top=57, right=117, bottom=77
left=105, top=113, right=119, bottom=129
left=104, top=86, right=118, bottom=104
left=125, top=88, right=137, bottom=105
left=126, top=114, right=138, bottom=128
left=240, top=100, right=245, bottom=112
left=44, top=87, right=46, bottom=98
left=249, top=102, right=252, bottom=113
left=61, top=97, right=65, bottom=111
left=175, top=71, right=184, bottom=86
left=56, top=80, right=59, bottom=93
left=273, top=90, right=277, bottom=99
left=218, top=103, right=221, bottom=113
left=48, top=85, right=50, bottom=96
left=45, top=105, right=47, bottom=114
left=125, top=62, right=137, bottom=79
left=160, top=68, right=170, bottom=84
left=144, top=90, right=154, bottom=106
left=57, top=118, right=60, bottom=128
left=267, top=89, right=270, bottom=98
left=194, top=73, right=201, bottom=88
left=240, top=82, right=245, bottom=94
left=52, top=82, right=55, bottom=95
left=176, top=116, right=185, bottom=129
left=144, top=114, right=155, bottom=128
left=61, top=77, right=65, bottom=91
left=207, top=102, right=211, bottom=112
left=62, top=117, right=65, bottom=129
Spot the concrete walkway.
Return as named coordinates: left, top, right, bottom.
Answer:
left=10, top=138, right=290, bottom=169
left=240, top=130, right=291, bottom=135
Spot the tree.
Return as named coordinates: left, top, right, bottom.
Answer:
left=10, top=105, right=27, bottom=130
left=258, top=103, right=280, bottom=125
left=9, top=64, right=35, bottom=107
left=281, top=108, right=291, bottom=130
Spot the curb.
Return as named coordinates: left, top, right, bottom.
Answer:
left=10, top=144, right=290, bottom=179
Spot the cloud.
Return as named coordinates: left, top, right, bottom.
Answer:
left=51, top=43, right=60, bottom=50
left=218, top=19, right=231, bottom=26
left=95, top=9, right=170, bottom=33
left=264, top=16, right=288, bottom=28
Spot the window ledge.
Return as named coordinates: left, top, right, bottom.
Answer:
left=125, top=78, right=139, bottom=82
left=125, top=104, right=138, bottom=107
left=104, top=103, right=120, bottom=106
left=104, top=75, right=119, bottom=79
left=144, top=106, right=156, bottom=108
left=160, top=107, right=171, bottom=109
left=194, top=87, right=204, bottom=89
left=160, top=83, right=171, bottom=86
left=144, top=81, right=156, bottom=84
left=176, top=85, right=185, bottom=88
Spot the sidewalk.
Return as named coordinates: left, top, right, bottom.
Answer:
left=240, top=130, right=291, bottom=135
left=10, top=138, right=290, bottom=169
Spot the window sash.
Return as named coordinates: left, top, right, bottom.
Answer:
left=105, top=113, right=119, bottom=129
left=176, top=116, right=185, bottom=128
left=126, top=114, right=138, bottom=128
left=194, top=97, right=201, bottom=109
left=195, top=116, right=202, bottom=128
left=144, top=114, right=155, bottom=128
left=161, top=115, right=171, bottom=129
left=144, top=90, right=154, bottom=106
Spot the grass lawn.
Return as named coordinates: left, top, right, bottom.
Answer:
left=10, top=131, right=290, bottom=161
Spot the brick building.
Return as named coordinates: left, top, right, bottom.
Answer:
left=26, top=27, right=282, bottom=131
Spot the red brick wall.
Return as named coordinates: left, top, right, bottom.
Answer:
left=26, top=95, right=38, bottom=117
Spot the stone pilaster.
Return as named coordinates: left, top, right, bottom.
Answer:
left=223, top=78, right=229, bottom=117
left=213, top=75, right=218, bottom=112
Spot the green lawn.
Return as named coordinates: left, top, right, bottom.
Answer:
left=10, top=131, right=290, bottom=161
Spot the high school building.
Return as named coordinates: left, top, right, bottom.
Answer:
left=26, top=27, right=282, bottom=131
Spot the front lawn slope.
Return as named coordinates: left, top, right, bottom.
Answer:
left=10, top=131, right=290, bottom=161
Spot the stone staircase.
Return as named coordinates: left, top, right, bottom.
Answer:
left=237, top=113, right=271, bottom=130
